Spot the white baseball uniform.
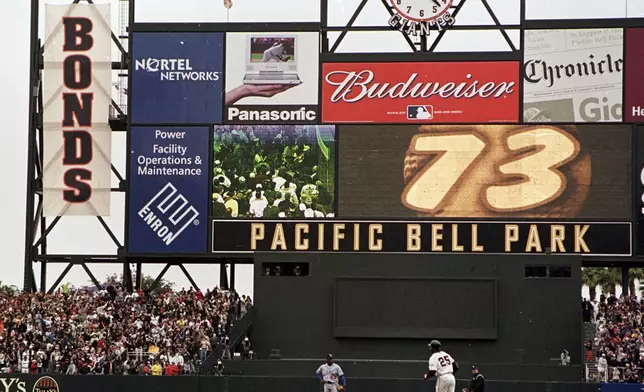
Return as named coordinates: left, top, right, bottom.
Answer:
left=262, top=44, right=288, bottom=62
left=429, top=351, right=456, bottom=392
left=316, top=363, right=344, bottom=392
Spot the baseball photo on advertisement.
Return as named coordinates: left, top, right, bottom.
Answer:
left=321, top=61, right=520, bottom=124
left=224, top=32, right=320, bottom=124
left=212, top=125, right=336, bottom=219
left=339, top=124, right=631, bottom=219
left=523, top=28, right=623, bottom=123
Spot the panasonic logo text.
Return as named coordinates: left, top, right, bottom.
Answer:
left=228, top=107, right=317, bottom=122
left=138, top=182, right=199, bottom=245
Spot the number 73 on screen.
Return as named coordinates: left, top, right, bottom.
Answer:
left=401, top=127, right=584, bottom=215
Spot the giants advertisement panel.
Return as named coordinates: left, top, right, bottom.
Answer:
left=211, top=220, right=631, bottom=256
left=338, top=124, right=631, bottom=219
left=212, top=125, right=336, bottom=218
left=42, top=4, right=112, bottom=216
left=625, top=28, right=644, bottom=122
left=321, top=62, right=520, bottom=123
left=224, top=33, right=320, bottom=124
left=131, top=32, right=224, bottom=124
left=523, top=28, right=623, bottom=122
left=128, top=127, right=210, bottom=253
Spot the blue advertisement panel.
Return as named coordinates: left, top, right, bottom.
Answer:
left=601, top=384, right=644, bottom=392
left=131, top=32, right=224, bottom=124
left=128, top=126, right=210, bottom=253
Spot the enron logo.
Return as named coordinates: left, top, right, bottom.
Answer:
left=138, top=182, right=200, bottom=245
left=61, top=17, right=95, bottom=205
left=33, top=377, right=59, bottom=392
left=403, top=125, right=592, bottom=218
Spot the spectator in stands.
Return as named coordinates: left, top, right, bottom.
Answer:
left=597, top=354, right=608, bottom=379
left=583, top=299, right=593, bottom=323
left=214, top=360, right=224, bottom=376
left=241, top=337, right=251, bottom=360
left=0, top=285, right=251, bottom=375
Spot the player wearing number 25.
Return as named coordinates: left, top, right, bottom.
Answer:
left=403, top=125, right=591, bottom=218
left=425, top=340, right=459, bottom=392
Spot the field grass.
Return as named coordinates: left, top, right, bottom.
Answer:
left=250, top=53, right=263, bottom=61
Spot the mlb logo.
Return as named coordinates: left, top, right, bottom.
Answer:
left=407, top=105, right=434, bottom=120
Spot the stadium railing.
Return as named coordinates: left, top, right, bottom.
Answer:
left=585, top=364, right=644, bottom=382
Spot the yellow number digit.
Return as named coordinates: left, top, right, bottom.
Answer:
left=485, top=127, right=580, bottom=212
left=402, top=133, right=486, bottom=213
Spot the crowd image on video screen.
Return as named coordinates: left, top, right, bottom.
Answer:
left=212, top=125, right=336, bottom=219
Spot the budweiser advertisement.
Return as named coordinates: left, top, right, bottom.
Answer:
left=625, top=28, right=644, bottom=122
left=321, top=62, right=520, bottom=123
left=523, top=28, right=623, bottom=123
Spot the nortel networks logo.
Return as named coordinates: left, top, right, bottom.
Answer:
left=138, top=182, right=200, bottom=245
left=134, top=58, right=221, bottom=81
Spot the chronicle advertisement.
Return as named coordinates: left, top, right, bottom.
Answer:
left=523, top=28, right=623, bottom=123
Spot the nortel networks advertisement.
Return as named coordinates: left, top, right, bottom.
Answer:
left=128, top=126, right=210, bottom=253
left=131, top=32, right=224, bottom=124
left=224, top=32, right=320, bottom=124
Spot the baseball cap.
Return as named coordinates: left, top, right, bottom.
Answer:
left=327, top=354, right=333, bottom=360
left=472, top=365, right=478, bottom=370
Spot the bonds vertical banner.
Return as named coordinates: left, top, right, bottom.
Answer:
left=128, top=127, right=210, bottom=253
left=131, top=32, right=224, bottom=124
left=43, top=4, right=112, bottom=216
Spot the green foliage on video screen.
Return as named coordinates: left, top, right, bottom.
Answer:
left=212, top=125, right=336, bottom=219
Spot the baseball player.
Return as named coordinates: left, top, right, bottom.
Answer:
left=262, top=40, right=291, bottom=62
left=316, top=354, right=346, bottom=392
left=425, top=340, right=459, bottom=392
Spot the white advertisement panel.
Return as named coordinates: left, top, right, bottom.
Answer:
left=523, top=28, right=623, bottom=123
left=43, top=4, right=112, bottom=216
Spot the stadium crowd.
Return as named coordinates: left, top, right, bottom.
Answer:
left=211, top=125, right=336, bottom=219
left=586, top=294, right=644, bottom=383
left=0, top=285, right=252, bottom=375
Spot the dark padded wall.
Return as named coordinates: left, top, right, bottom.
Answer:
left=334, top=277, right=497, bottom=339
left=253, top=253, right=581, bottom=365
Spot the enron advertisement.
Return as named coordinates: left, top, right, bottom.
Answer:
left=321, top=62, right=520, bottom=123
left=625, top=28, right=644, bottom=122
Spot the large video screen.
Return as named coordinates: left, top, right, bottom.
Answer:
left=212, top=125, right=336, bottom=219
left=339, top=124, right=631, bottom=219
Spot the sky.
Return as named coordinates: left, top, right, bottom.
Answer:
left=0, top=0, right=642, bottom=296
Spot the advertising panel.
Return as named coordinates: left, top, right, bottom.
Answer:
left=224, top=32, right=319, bottom=124
left=128, top=126, right=210, bottom=253
left=321, top=61, right=520, bottom=123
left=625, top=28, right=644, bottom=122
left=211, top=220, right=631, bottom=256
left=131, top=32, right=224, bottom=124
left=42, top=4, right=112, bottom=216
left=523, top=28, right=623, bottom=122
left=212, top=125, right=336, bottom=218
left=339, top=124, right=631, bottom=219
left=637, top=126, right=644, bottom=255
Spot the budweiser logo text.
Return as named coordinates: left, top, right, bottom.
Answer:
left=325, top=71, right=516, bottom=103
left=524, top=53, right=623, bottom=88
